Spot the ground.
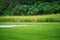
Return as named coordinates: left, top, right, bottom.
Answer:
left=0, top=22, right=60, bottom=40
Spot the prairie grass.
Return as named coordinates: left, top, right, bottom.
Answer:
left=0, top=14, right=60, bottom=22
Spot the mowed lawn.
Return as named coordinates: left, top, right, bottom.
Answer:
left=0, top=22, right=60, bottom=40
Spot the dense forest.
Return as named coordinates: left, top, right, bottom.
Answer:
left=0, top=0, right=60, bottom=16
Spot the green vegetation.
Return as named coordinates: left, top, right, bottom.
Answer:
left=0, top=22, right=60, bottom=40
left=0, top=22, right=60, bottom=25
left=0, top=0, right=60, bottom=16
left=0, top=0, right=60, bottom=40
left=0, top=14, right=60, bottom=22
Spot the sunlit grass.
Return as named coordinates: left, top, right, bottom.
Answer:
left=0, top=22, right=60, bottom=40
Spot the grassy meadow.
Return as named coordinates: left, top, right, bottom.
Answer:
left=0, top=22, right=60, bottom=40
left=0, top=14, right=60, bottom=40
left=0, top=0, right=60, bottom=40
left=0, top=14, right=60, bottom=22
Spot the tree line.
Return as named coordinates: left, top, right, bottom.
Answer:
left=0, top=0, right=60, bottom=16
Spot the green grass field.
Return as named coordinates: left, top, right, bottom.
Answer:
left=0, top=22, right=60, bottom=40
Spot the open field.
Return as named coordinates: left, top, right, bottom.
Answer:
left=0, top=14, right=60, bottom=22
left=0, top=22, right=60, bottom=40
left=0, top=22, right=60, bottom=25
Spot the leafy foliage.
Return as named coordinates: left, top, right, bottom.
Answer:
left=0, top=0, right=60, bottom=16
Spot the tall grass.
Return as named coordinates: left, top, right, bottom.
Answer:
left=0, top=14, right=60, bottom=22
